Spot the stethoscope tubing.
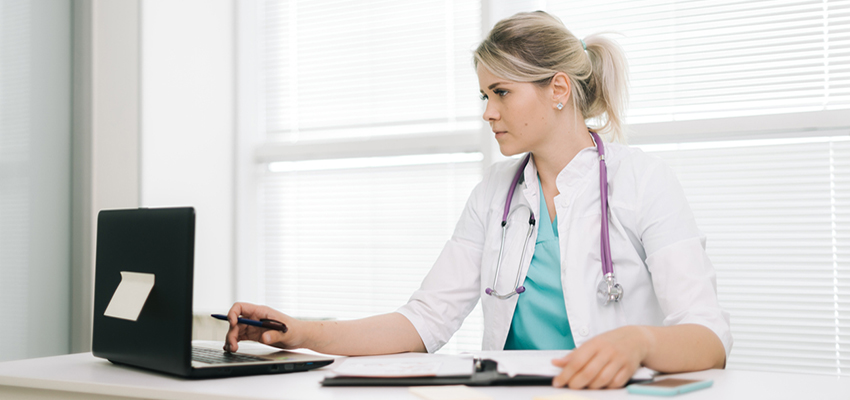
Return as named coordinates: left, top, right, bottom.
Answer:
left=592, top=132, right=615, bottom=277
left=502, top=153, right=534, bottom=224
left=486, top=130, right=621, bottom=303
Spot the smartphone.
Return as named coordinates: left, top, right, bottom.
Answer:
left=626, top=378, right=713, bottom=396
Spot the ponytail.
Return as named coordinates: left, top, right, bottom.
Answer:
left=582, top=34, right=629, bottom=142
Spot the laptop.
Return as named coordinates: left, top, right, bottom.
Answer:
left=92, top=207, right=334, bottom=378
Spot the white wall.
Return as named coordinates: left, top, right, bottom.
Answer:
left=140, top=0, right=235, bottom=314
left=71, top=0, right=142, bottom=353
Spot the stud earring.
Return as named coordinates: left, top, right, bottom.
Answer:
left=556, top=103, right=564, bottom=110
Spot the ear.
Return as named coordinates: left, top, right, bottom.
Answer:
left=550, top=72, right=571, bottom=105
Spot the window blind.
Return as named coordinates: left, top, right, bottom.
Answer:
left=257, top=0, right=485, bottom=354
left=549, top=0, right=850, bottom=123
left=260, top=157, right=483, bottom=353
left=0, top=0, right=31, bottom=362
left=640, top=135, right=850, bottom=376
left=548, top=0, right=850, bottom=376
left=254, top=0, right=850, bottom=363
left=0, top=0, right=71, bottom=361
left=263, top=0, right=482, bottom=142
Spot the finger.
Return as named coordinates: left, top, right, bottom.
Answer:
left=610, top=364, right=635, bottom=389
left=224, top=303, right=244, bottom=352
left=225, top=302, right=259, bottom=352
left=586, top=360, right=622, bottom=389
left=259, top=330, right=287, bottom=347
left=551, top=353, right=571, bottom=367
left=552, top=346, right=598, bottom=387
left=567, top=349, right=613, bottom=389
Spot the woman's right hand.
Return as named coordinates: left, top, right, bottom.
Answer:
left=223, top=302, right=307, bottom=353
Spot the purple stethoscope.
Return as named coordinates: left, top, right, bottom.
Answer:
left=484, top=131, right=624, bottom=306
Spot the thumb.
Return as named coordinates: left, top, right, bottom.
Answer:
left=260, top=331, right=283, bottom=346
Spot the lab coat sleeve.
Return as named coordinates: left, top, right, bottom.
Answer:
left=396, top=174, right=491, bottom=353
left=635, top=157, right=733, bottom=359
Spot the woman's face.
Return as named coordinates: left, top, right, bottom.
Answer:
left=477, top=64, right=558, bottom=157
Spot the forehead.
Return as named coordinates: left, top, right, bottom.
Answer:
left=476, top=64, right=508, bottom=88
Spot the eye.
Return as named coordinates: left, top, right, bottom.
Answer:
left=479, top=93, right=488, bottom=101
left=494, top=89, right=508, bottom=97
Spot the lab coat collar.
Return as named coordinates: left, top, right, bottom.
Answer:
left=555, top=147, right=598, bottom=192
left=521, top=147, right=599, bottom=209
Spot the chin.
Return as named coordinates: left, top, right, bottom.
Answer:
left=498, top=145, right=524, bottom=158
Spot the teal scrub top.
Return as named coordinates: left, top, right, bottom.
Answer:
left=503, top=177, right=576, bottom=350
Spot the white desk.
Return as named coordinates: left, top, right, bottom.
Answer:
left=0, top=352, right=848, bottom=400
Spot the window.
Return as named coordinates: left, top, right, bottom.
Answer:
left=639, top=135, right=850, bottom=375
left=240, top=0, right=486, bottom=353
left=0, top=0, right=72, bottom=361
left=240, top=0, right=850, bottom=373
left=549, top=0, right=850, bottom=123
left=547, top=0, right=850, bottom=376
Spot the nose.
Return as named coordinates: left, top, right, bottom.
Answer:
left=482, top=100, right=499, bottom=122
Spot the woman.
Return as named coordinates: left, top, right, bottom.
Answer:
left=224, top=11, right=731, bottom=389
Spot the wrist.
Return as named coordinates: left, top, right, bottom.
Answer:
left=296, top=319, right=318, bottom=350
left=634, top=325, right=655, bottom=364
left=300, top=319, right=336, bottom=353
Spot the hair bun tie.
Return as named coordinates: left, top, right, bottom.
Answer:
left=581, top=39, right=587, bottom=51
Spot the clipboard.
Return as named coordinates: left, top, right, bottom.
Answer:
left=321, top=352, right=655, bottom=387
left=321, top=359, right=553, bottom=386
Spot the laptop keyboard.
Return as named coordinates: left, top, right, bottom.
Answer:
left=191, top=346, right=269, bottom=364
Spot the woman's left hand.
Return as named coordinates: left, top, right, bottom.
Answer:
left=551, top=326, right=652, bottom=389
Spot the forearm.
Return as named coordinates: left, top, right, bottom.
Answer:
left=638, top=324, right=726, bottom=373
left=302, top=312, right=426, bottom=356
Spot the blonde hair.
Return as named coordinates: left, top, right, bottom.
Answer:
left=474, top=11, right=629, bottom=142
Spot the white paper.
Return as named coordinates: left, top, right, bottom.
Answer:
left=104, top=271, right=155, bottom=321
left=471, top=350, right=655, bottom=380
left=330, top=353, right=474, bottom=378
left=474, top=350, right=568, bottom=377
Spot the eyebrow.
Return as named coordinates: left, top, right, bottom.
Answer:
left=480, top=82, right=510, bottom=94
left=488, top=82, right=509, bottom=90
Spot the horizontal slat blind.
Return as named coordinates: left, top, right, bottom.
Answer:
left=260, top=158, right=483, bottom=353
left=549, top=0, right=850, bottom=123
left=831, top=0, right=850, bottom=109
left=642, top=136, right=850, bottom=376
left=836, top=140, right=850, bottom=374
left=263, top=0, right=482, bottom=142
left=258, top=0, right=484, bottom=353
left=0, top=0, right=31, bottom=362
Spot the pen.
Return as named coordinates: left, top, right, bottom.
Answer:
left=210, top=314, right=288, bottom=333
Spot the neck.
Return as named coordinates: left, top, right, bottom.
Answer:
left=533, top=124, right=594, bottom=187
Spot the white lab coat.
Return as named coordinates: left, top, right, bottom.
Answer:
left=397, top=143, right=733, bottom=358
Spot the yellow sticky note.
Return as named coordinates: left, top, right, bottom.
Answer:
left=533, top=393, right=594, bottom=400
left=409, top=385, right=492, bottom=400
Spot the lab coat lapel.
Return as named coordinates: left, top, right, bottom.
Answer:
left=487, top=155, right=540, bottom=350
left=518, top=154, right=540, bottom=287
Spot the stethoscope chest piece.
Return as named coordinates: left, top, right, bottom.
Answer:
left=597, top=273, right=624, bottom=305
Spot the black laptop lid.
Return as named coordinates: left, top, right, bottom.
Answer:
left=92, top=207, right=195, bottom=376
